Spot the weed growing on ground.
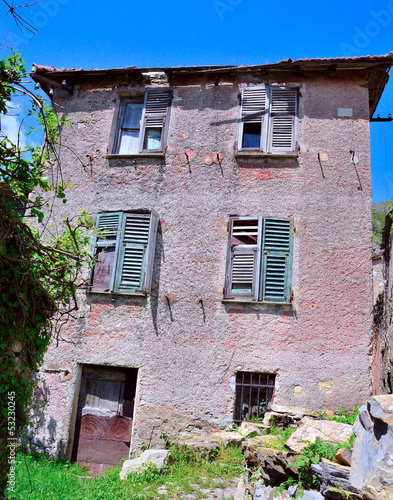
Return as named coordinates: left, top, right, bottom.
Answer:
left=327, top=406, right=360, bottom=426
left=6, top=445, right=243, bottom=500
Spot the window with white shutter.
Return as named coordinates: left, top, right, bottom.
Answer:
left=237, top=86, right=298, bottom=155
left=225, top=216, right=293, bottom=303
left=113, top=90, right=171, bottom=155
left=90, top=211, right=158, bottom=295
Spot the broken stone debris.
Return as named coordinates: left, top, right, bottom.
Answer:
left=350, top=395, right=393, bottom=500
left=238, top=421, right=270, bottom=438
left=285, top=418, right=353, bottom=452
left=119, top=449, right=171, bottom=480
left=311, top=459, right=362, bottom=499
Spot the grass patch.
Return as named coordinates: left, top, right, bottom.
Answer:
left=6, top=445, right=243, bottom=500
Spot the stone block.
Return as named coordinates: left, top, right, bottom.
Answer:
left=350, top=395, right=393, bottom=499
left=285, top=418, right=353, bottom=452
left=119, top=449, right=171, bottom=480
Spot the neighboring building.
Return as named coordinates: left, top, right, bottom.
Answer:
left=31, top=54, right=392, bottom=473
left=372, top=253, right=384, bottom=303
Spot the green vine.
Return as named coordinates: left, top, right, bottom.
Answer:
left=0, top=52, right=93, bottom=497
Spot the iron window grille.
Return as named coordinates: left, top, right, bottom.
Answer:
left=233, top=372, right=276, bottom=423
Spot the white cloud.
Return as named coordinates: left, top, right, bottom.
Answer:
left=0, top=100, right=41, bottom=150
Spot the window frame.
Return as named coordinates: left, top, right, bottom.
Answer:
left=236, top=85, right=299, bottom=156
left=224, top=216, right=293, bottom=304
left=109, top=89, right=172, bottom=157
left=89, top=211, right=158, bottom=296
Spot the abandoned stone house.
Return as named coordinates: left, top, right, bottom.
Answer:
left=30, top=54, right=392, bottom=473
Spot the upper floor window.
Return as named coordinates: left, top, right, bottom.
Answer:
left=237, top=86, right=298, bottom=154
left=224, top=216, right=293, bottom=303
left=90, top=211, right=158, bottom=295
left=113, top=90, right=171, bottom=155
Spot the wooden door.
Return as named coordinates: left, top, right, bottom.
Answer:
left=72, top=366, right=137, bottom=475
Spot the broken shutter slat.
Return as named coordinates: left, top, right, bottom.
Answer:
left=268, top=88, right=297, bottom=153
left=261, top=218, right=292, bottom=302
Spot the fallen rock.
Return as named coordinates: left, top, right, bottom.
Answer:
left=311, top=459, right=362, bottom=499
left=285, top=417, right=353, bottom=452
left=350, top=395, right=393, bottom=499
left=234, top=475, right=247, bottom=500
left=271, top=405, right=320, bottom=418
left=245, top=447, right=299, bottom=486
left=213, top=431, right=244, bottom=447
left=252, top=482, right=323, bottom=500
left=242, top=436, right=277, bottom=468
left=335, top=448, right=352, bottom=467
left=173, top=435, right=219, bottom=459
left=264, top=411, right=302, bottom=429
left=120, top=449, right=171, bottom=480
left=239, top=421, right=270, bottom=437
left=252, top=482, right=291, bottom=499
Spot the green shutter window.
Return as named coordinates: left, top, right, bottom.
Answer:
left=90, top=211, right=158, bottom=295
left=225, top=216, right=293, bottom=303
left=261, top=218, right=292, bottom=303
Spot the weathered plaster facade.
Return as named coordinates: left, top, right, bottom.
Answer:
left=31, top=56, right=392, bottom=460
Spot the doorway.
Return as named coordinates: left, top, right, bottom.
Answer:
left=72, top=365, right=138, bottom=475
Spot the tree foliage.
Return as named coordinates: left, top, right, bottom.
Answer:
left=0, top=52, right=93, bottom=497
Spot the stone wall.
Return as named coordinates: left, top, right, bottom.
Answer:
left=34, top=68, right=374, bottom=456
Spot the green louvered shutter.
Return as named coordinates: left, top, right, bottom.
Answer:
left=91, top=212, right=123, bottom=292
left=260, top=218, right=292, bottom=303
left=114, top=214, right=152, bottom=292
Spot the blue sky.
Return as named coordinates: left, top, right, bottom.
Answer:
left=1, top=0, right=392, bottom=202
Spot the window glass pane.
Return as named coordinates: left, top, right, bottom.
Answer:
left=123, top=103, right=143, bottom=129
left=119, top=131, right=139, bottom=154
left=242, top=122, right=261, bottom=148
left=144, top=128, right=162, bottom=150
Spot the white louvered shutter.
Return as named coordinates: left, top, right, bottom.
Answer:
left=91, top=212, right=123, bottom=292
left=261, top=218, right=292, bottom=303
left=239, top=87, right=267, bottom=151
left=225, top=218, right=262, bottom=300
left=114, top=214, right=152, bottom=292
left=268, top=88, right=297, bottom=153
left=140, top=90, right=171, bottom=152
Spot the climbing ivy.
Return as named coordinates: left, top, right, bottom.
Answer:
left=0, top=52, right=93, bottom=497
